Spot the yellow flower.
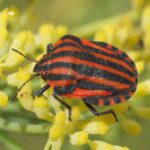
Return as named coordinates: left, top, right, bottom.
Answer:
left=33, top=97, right=53, bottom=121
left=0, top=91, right=8, bottom=107
left=55, top=25, right=68, bottom=40
left=112, top=103, right=130, bottom=114
left=94, top=31, right=107, bottom=42
left=0, top=3, right=149, bottom=150
left=3, top=49, right=25, bottom=67
left=88, top=141, right=130, bottom=150
left=135, top=60, right=145, bottom=74
left=0, top=8, right=8, bottom=28
left=19, top=94, right=33, bottom=111
left=93, top=113, right=116, bottom=125
left=36, top=23, right=55, bottom=50
left=16, top=68, right=31, bottom=87
left=121, top=118, right=142, bottom=136
left=143, top=30, right=150, bottom=49
left=88, top=140, right=113, bottom=150
left=133, top=106, right=150, bottom=120
left=127, top=51, right=141, bottom=61
left=83, top=120, right=109, bottom=135
left=70, top=131, right=88, bottom=145
left=113, top=145, right=130, bottom=150
left=7, top=72, right=17, bottom=86
left=49, top=124, right=64, bottom=141
left=71, top=106, right=81, bottom=121
left=54, top=111, right=67, bottom=126
left=0, top=28, right=8, bottom=49
left=23, top=31, right=35, bottom=54
left=3, top=31, right=35, bottom=67
left=48, top=95, right=61, bottom=111
left=102, top=25, right=116, bottom=43
left=7, top=68, right=32, bottom=88
left=142, top=5, right=150, bottom=31
left=36, top=24, right=68, bottom=51
left=135, top=79, right=150, bottom=96
left=9, top=68, right=33, bottom=110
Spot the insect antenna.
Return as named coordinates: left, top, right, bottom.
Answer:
left=12, top=48, right=39, bottom=63
left=11, top=74, right=39, bottom=102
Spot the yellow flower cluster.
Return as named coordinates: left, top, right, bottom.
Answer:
left=36, top=24, right=68, bottom=51
left=0, top=0, right=150, bottom=149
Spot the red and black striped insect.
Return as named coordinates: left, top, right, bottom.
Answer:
left=13, top=35, right=138, bottom=121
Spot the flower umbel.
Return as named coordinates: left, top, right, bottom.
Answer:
left=0, top=1, right=150, bottom=150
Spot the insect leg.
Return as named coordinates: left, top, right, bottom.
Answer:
left=98, top=109, right=118, bottom=121
left=34, top=84, right=50, bottom=97
left=83, top=101, right=100, bottom=116
left=47, top=43, right=53, bottom=53
left=83, top=101, right=118, bottom=121
left=53, top=93, right=72, bottom=121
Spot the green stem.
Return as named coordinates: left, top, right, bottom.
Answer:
left=0, top=130, right=25, bottom=150
left=44, top=138, right=52, bottom=150
left=0, top=117, right=49, bottom=134
left=70, top=10, right=135, bottom=37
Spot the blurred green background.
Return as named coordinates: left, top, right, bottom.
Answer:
left=0, top=0, right=150, bottom=150
left=0, top=0, right=131, bottom=30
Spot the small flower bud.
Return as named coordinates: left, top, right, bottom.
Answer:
left=10, top=31, right=28, bottom=49
left=135, top=60, right=145, bottom=74
left=55, top=111, right=67, bottom=126
left=3, top=49, right=25, bottom=67
left=121, top=119, right=142, bottom=136
left=83, top=121, right=109, bottom=135
left=55, top=25, right=68, bottom=39
left=133, top=106, right=150, bottom=120
left=142, top=5, right=150, bottom=31
left=127, top=51, right=141, bottom=61
left=103, top=25, right=116, bottom=43
left=70, top=131, right=88, bottom=145
left=88, top=140, right=113, bottom=150
left=33, top=97, right=48, bottom=108
left=33, top=97, right=53, bottom=121
left=4, top=31, right=34, bottom=67
left=19, top=94, right=33, bottom=111
left=94, top=31, right=107, bottom=42
left=113, top=145, right=130, bottom=150
left=0, top=28, right=8, bottom=49
left=23, top=31, right=35, bottom=53
left=16, top=68, right=31, bottom=86
left=93, top=113, right=116, bottom=125
left=0, top=91, right=8, bottom=107
left=143, top=31, right=150, bottom=49
left=136, top=80, right=150, bottom=96
left=36, top=23, right=55, bottom=50
left=49, top=124, right=64, bottom=141
left=112, top=103, right=130, bottom=114
left=0, top=9, right=8, bottom=28
left=71, top=106, right=80, bottom=121
left=7, top=72, right=17, bottom=86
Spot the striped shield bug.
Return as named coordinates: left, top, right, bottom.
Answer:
left=12, top=35, right=138, bottom=121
